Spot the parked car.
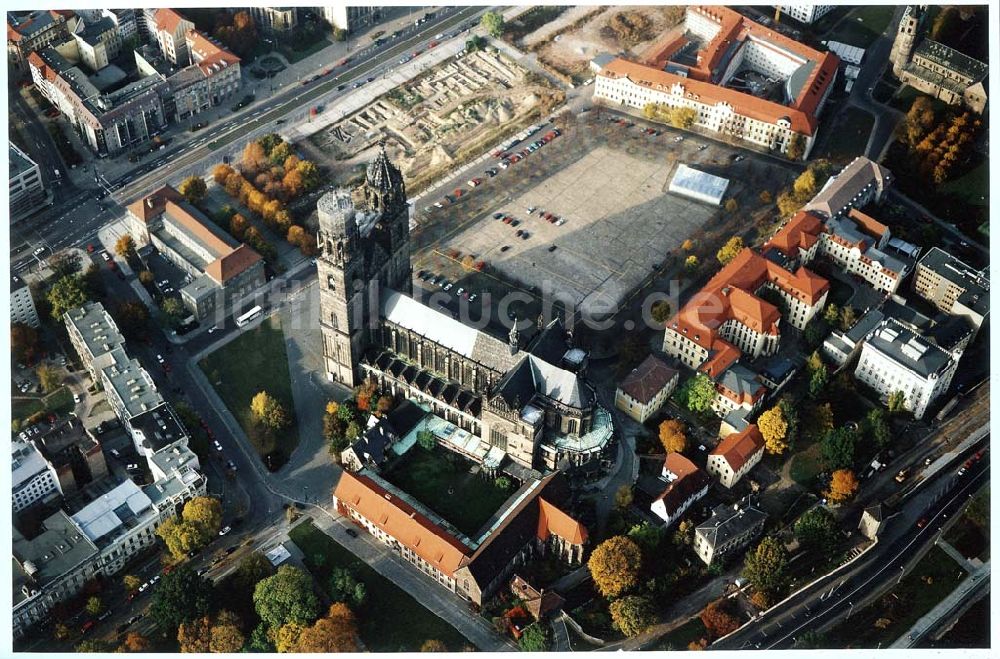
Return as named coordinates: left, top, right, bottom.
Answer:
left=548, top=245, right=558, bottom=252
left=894, top=468, right=910, bottom=483
left=219, top=525, right=232, bottom=536
left=345, top=528, right=359, bottom=538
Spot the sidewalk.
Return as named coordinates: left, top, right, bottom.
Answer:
left=308, top=511, right=516, bottom=651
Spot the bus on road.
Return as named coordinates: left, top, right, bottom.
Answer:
left=235, top=305, right=263, bottom=328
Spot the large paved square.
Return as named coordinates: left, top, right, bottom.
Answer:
left=440, top=145, right=719, bottom=318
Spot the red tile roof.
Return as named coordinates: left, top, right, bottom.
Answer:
left=185, top=29, right=241, bottom=75
left=656, top=453, right=710, bottom=516
left=129, top=185, right=261, bottom=284
left=204, top=244, right=262, bottom=284
left=848, top=208, right=889, bottom=241
left=668, top=248, right=828, bottom=353
left=711, top=424, right=765, bottom=472
left=765, top=210, right=825, bottom=260
left=600, top=6, right=839, bottom=136
left=153, top=8, right=189, bottom=35
left=600, top=59, right=818, bottom=135
left=618, top=355, right=679, bottom=404
left=537, top=498, right=588, bottom=545
left=334, top=471, right=470, bottom=576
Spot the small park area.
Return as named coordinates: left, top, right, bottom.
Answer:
left=382, top=446, right=512, bottom=538
left=198, top=316, right=298, bottom=466
left=289, top=520, right=470, bottom=651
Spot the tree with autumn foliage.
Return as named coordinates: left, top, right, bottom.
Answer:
left=242, top=141, right=269, bottom=176
left=11, top=322, right=40, bottom=364
left=209, top=610, right=245, bottom=653
left=250, top=390, right=290, bottom=431
left=179, top=176, right=207, bottom=205
left=118, top=632, right=151, bottom=653
left=700, top=598, right=741, bottom=639
left=658, top=418, right=687, bottom=453
left=421, top=639, right=449, bottom=651
left=757, top=405, right=788, bottom=455
left=588, top=536, right=643, bottom=598
left=610, top=595, right=656, bottom=637
left=716, top=236, right=744, bottom=266
left=215, top=10, right=258, bottom=58
left=826, top=469, right=859, bottom=502
left=294, top=602, right=360, bottom=652
left=742, top=536, right=789, bottom=602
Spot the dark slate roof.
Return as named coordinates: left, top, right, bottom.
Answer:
left=527, top=318, right=568, bottom=365
left=865, top=318, right=954, bottom=379
left=618, top=354, right=678, bottom=404
left=927, top=315, right=973, bottom=353
left=386, top=399, right=427, bottom=438
left=915, top=39, right=987, bottom=81
left=696, top=496, right=767, bottom=549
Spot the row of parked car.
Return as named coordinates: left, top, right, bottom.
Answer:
left=416, top=270, right=478, bottom=302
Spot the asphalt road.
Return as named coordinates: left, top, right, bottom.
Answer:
left=10, top=7, right=485, bottom=269
left=714, top=440, right=990, bottom=650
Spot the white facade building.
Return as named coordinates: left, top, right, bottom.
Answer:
left=854, top=318, right=959, bottom=419
left=775, top=5, right=835, bottom=24
left=12, top=439, right=62, bottom=512
left=11, top=276, right=40, bottom=329
left=10, top=143, right=47, bottom=222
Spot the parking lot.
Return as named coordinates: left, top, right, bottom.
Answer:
left=411, top=109, right=783, bottom=322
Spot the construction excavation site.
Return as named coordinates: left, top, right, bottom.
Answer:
left=302, top=47, right=564, bottom=194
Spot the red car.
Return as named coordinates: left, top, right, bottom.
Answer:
left=87, top=244, right=95, bottom=253
left=429, top=40, right=439, bottom=48
left=916, top=517, right=928, bottom=529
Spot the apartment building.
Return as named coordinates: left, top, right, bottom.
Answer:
left=333, top=471, right=587, bottom=606
left=694, top=497, right=768, bottom=565
left=71, top=16, right=122, bottom=71
left=64, top=301, right=126, bottom=381
left=707, top=424, right=765, bottom=488
left=250, top=7, right=298, bottom=33
left=321, top=5, right=382, bottom=33
left=101, top=9, right=139, bottom=43
left=803, top=156, right=893, bottom=219
left=7, top=10, right=72, bottom=69
left=912, top=247, right=989, bottom=334
left=151, top=8, right=194, bottom=66
left=11, top=275, right=41, bottom=329
left=594, top=6, right=838, bottom=158
left=12, top=439, right=62, bottom=513
left=765, top=207, right=909, bottom=295
left=28, top=47, right=169, bottom=157
left=10, top=143, right=47, bottom=223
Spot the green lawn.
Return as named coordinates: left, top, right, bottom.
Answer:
left=789, top=443, right=823, bottom=486
left=288, top=520, right=470, bottom=651
left=198, top=316, right=298, bottom=465
left=826, top=545, right=967, bottom=648
left=827, top=6, right=896, bottom=47
left=943, top=485, right=989, bottom=561
left=382, top=447, right=512, bottom=537
left=281, top=34, right=333, bottom=64
left=13, top=386, right=75, bottom=424
left=940, top=160, right=989, bottom=208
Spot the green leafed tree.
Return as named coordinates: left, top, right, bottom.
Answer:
left=517, top=622, right=550, bottom=651
left=47, top=275, right=89, bottom=320
left=865, top=407, right=891, bottom=450
left=610, top=595, right=657, bottom=637
left=742, top=536, right=789, bottom=601
left=821, top=426, right=856, bottom=471
left=793, top=507, right=838, bottom=556
left=679, top=373, right=716, bottom=413
left=179, top=176, right=208, bottom=205
left=327, top=567, right=366, bottom=608
left=149, top=566, right=216, bottom=632
left=481, top=10, right=505, bottom=38
left=253, top=565, right=321, bottom=631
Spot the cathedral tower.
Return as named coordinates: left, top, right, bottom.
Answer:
left=317, top=147, right=412, bottom=388
left=891, top=5, right=925, bottom=76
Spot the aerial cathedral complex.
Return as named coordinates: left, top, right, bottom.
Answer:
left=316, top=147, right=614, bottom=474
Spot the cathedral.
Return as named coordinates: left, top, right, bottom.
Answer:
left=316, top=147, right=614, bottom=474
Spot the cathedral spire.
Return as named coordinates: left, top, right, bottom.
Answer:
left=509, top=315, right=520, bottom=355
